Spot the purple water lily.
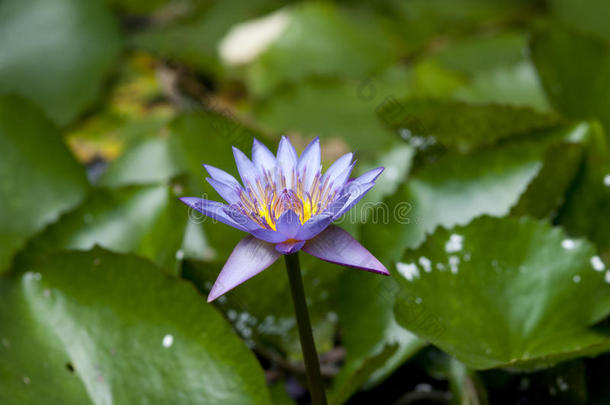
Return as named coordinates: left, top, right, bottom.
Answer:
left=180, top=136, right=389, bottom=302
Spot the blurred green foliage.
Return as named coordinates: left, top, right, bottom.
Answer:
left=1, top=0, right=610, bottom=403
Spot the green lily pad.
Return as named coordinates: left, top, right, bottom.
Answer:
left=18, top=184, right=187, bottom=274
left=0, top=248, right=271, bottom=404
left=378, top=99, right=561, bottom=153
left=334, top=126, right=585, bottom=400
left=531, top=26, right=610, bottom=132
left=245, top=3, right=398, bottom=96
left=132, top=0, right=283, bottom=77
left=365, top=131, right=576, bottom=263
left=0, top=0, right=122, bottom=126
left=393, top=216, right=610, bottom=370
left=0, top=96, right=88, bottom=273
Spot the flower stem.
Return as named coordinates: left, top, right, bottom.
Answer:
left=284, top=252, right=327, bottom=405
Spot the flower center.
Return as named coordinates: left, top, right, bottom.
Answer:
left=236, top=169, right=337, bottom=230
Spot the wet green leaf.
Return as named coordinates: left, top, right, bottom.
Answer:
left=365, top=133, right=570, bottom=262
left=0, top=0, right=122, bottom=125
left=335, top=126, right=585, bottom=400
left=0, top=248, right=271, bottom=404
left=19, top=184, right=187, bottom=274
left=0, top=96, right=88, bottom=273
left=393, top=216, right=610, bottom=370
left=379, top=99, right=561, bottom=153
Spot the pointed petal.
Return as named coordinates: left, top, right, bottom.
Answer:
left=334, top=182, right=376, bottom=220
left=276, top=210, right=301, bottom=239
left=232, top=146, right=259, bottom=187
left=206, top=177, right=241, bottom=204
left=350, top=167, right=384, bottom=185
left=208, top=236, right=281, bottom=302
left=203, top=164, right=242, bottom=188
left=277, top=136, right=298, bottom=188
left=250, top=228, right=287, bottom=243
left=302, top=225, right=389, bottom=275
left=297, top=137, right=321, bottom=189
left=329, top=162, right=355, bottom=192
left=275, top=240, right=305, bottom=254
left=179, top=197, right=249, bottom=231
left=322, top=152, right=353, bottom=185
left=252, top=139, right=277, bottom=174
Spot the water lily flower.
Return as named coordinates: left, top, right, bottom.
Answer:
left=180, top=136, right=389, bottom=302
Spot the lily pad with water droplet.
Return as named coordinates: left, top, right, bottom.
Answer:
left=0, top=248, right=271, bottom=404
left=393, top=216, right=610, bottom=370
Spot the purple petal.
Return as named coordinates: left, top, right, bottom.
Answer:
left=295, top=194, right=349, bottom=240
left=206, top=177, right=241, bottom=204
left=329, top=162, right=355, bottom=193
left=350, top=167, right=384, bottom=185
left=203, top=164, right=242, bottom=188
left=252, top=139, right=277, bottom=174
left=277, top=136, right=298, bottom=188
left=276, top=210, right=301, bottom=239
left=275, top=240, right=306, bottom=254
left=297, top=137, right=321, bottom=189
left=223, top=205, right=261, bottom=231
left=302, top=225, right=389, bottom=275
left=322, top=152, right=353, bottom=185
left=208, top=236, right=281, bottom=302
left=333, top=182, right=376, bottom=220
left=179, top=197, right=249, bottom=232
left=232, top=146, right=259, bottom=187
left=295, top=215, right=333, bottom=241
left=250, top=228, right=287, bottom=243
